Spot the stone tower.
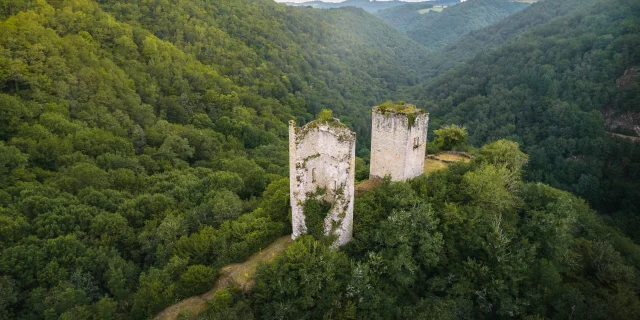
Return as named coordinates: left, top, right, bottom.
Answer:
left=370, top=104, right=429, bottom=181
left=289, top=118, right=356, bottom=246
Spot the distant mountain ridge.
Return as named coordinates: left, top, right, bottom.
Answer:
left=282, top=0, right=435, bottom=13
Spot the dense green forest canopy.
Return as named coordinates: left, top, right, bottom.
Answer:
left=403, top=0, right=601, bottom=77
left=375, top=0, right=530, bottom=51
left=0, top=0, right=426, bottom=318
left=411, top=0, right=640, bottom=242
left=0, top=0, right=639, bottom=319
left=374, top=0, right=463, bottom=32
left=196, top=140, right=640, bottom=320
left=96, top=0, right=430, bottom=148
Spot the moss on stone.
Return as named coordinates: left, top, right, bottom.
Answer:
left=376, top=100, right=422, bottom=114
left=374, top=101, right=425, bottom=128
left=295, top=117, right=352, bottom=143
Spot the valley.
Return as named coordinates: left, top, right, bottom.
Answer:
left=0, top=0, right=638, bottom=319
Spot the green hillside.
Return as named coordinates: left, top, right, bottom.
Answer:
left=0, top=0, right=639, bottom=319
left=411, top=0, right=640, bottom=240
left=376, top=0, right=530, bottom=50
left=374, top=0, right=459, bottom=32
left=419, top=0, right=602, bottom=77
left=96, top=0, right=430, bottom=146
left=0, top=0, right=426, bottom=318
left=196, top=140, right=640, bottom=320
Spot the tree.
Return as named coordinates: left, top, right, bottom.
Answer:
left=57, top=163, right=110, bottom=193
left=477, top=139, right=528, bottom=174
left=433, top=125, right=468, bottom=151
left=0, top=276, right=17, bottom=319
left=157, top=135, right=195, bottom=162
left=252, top=236, right=351, bottom=319
left=462, top=164, right=521, bottom=214
left=131, top=268, right=175, bottom=319
left=176, top=265, right=216, bottom=298
left=0, top=141, right=28, bottom=186
left=0, top=94, right=31, bottom=140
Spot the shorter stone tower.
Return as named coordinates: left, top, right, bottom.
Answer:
left=370, top=103, right=429, bottom=181
left=289, top=118, right=356, bottom=246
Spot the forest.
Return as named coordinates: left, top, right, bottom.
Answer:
left=0, top=0, right=638, bottom=319
left=196, top=139, right=640, bottom=320
left=375, top=0, right=529, bottom=50
left=411, top=0, right=640, bottom=243
left=414, top=0, right=602, bottom=78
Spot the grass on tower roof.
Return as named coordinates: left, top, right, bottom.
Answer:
left=376, top=100, right=423, bottom=114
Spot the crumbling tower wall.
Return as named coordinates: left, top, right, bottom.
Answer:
left=289, top=119, right=356, bottom=246
left=370, top=104, right=429, bottom=181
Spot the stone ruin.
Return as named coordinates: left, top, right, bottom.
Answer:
left=288, top=104, right=429, bottom=246
left=370, top=104, right=429, bottom=181
left=289, top=118, right=356, bottom=246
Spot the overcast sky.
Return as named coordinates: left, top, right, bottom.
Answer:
left=274, top=0, right=429, bottom=3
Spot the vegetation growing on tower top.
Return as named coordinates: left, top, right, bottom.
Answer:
left=310, top=109, right=348, bottom=128
left=295, top=109, right=352, bottom=142
left=375, top=101, right=426, bottom=128
left=376, top=100, right=424, bottom=114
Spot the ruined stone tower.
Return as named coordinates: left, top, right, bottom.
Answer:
left=370, top=104, right=429, bottom=181
left=289, top=118, right=356, bottom=246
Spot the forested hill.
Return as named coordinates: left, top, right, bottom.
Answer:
left=376, top=0, right=530, bottom=50
left=97, top=0, right=429, bottom=146
left=416, top=0, right=602, bottom=78
left=411, top=0, right=640, bottom=240
left=0, top=0, right=426, bottom=319
left=1, top=0, right=640, bottom=319
left=374, top=0, right=462, bottom=33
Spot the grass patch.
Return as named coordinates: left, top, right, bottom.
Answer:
left=424, top=158, right=449, bottom=174
left=375, top=100, right=425, bottom=128
left=418, top=7, right=443, bottom=14
left=435, top=153, right=471, bottom=163
left=424, top=152, right=472, bottom=175
left=377, top=100, right=419, bottom=114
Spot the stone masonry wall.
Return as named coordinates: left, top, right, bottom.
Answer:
left=370, top=107, right=429, bottom=181
left=289, top=120, right=356, bottom=246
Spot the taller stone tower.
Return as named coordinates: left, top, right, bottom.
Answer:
left=370, top=103, right=429, bottom=181
left=289, top=118, right=356, bottom=246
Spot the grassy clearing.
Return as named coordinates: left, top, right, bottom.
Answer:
left=418, top=7, right=444, bottom=14
left=435, top=153, right=471, bottom=163
left=424, top=158, right=449, bottom=174
left=424, top=152, right=472, bottom=174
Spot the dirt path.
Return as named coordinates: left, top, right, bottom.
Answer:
left=153, top=236, right=292, bottom=320
left=154, top=152, right=469, bottom=320
left=608, top=132, right=640, bottom=142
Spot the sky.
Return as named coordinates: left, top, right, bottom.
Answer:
left=275, top=0, right=429, bottom=3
